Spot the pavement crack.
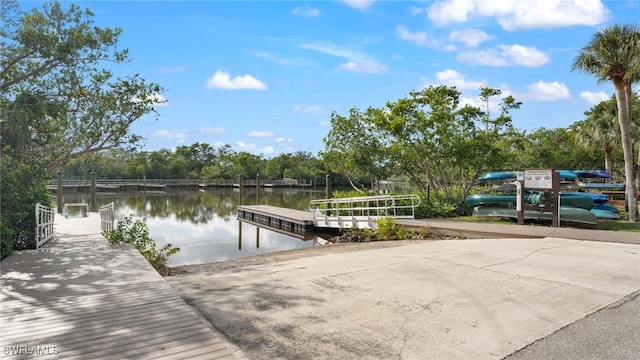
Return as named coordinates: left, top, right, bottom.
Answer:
left=480, top=244, right=565, bottom=269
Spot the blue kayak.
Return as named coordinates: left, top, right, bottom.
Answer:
left=561, top=192, right=609, bottom=204
left=572, top=170, right=611, bottom=179
left=478, top=170, right=577, bottom=182
left=593, top=203, right=619, bottom=213
left=590, top=208, right=620, bottom=220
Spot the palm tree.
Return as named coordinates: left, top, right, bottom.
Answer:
left=574, top=96, right=620, bottom=175
left=572, top=23, right=640, bottom=222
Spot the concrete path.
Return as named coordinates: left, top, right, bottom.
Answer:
left=167, top=237, right=640, bottom=360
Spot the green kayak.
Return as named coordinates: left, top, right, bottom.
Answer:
left=472, top=206, right=598, bottom=225
left=464, top=193, right=594, bottom=210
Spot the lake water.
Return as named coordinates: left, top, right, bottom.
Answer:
left=55, top=188, right=331, bottom=266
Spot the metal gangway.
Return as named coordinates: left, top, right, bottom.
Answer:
left=309, top=194, right=421, bottom=230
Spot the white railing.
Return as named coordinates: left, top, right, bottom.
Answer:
left=99, top=202, right=115, bottom=232
left=35, top=203, right=55, bottom=249
left=309, top=194, right=421, bottom=230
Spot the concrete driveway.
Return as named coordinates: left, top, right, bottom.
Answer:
left=166, top=237, right=640, bottom=360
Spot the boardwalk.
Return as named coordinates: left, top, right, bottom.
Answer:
left=0, top=213, right=238, bottom=360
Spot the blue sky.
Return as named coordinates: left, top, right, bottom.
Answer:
left=61, top=0, right=639, bottom=157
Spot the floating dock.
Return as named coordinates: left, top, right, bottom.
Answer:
left=236, top=205, right=315, bottom=237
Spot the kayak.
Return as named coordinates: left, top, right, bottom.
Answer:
left=578, top=182, right=625, bottom=190
left=592, top=203, right=619, bottom=213
left=561, top=192, right=609, bottom=204
left=572, top=170, right=611, bottom=179
left=464, top=193, right=595, bottom=209
left=590, top=208, right=620, bottom=220
left=472, top=206, right=598, bottom=225
left=478, top=170, right=577, bottom=182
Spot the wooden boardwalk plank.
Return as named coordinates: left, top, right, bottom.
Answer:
left=0, top=214, right=239, bottom=360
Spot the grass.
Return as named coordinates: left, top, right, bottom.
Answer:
left=454, top=215, right=640, bottom=232
left=598, top=221, right=640, bottom=232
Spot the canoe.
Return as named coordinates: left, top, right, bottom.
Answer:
left=578, top=182, right=625, bottom=190
left=478, top=170, right=577, bottom=182
left=561, top=192, right=609, bottom=204
left=592, top=203, right=619, bottom=213
left=477, top=171, right=518, bottom=182
left=464, top=193, right=594, bottom=210
left=590, top=208, right=620, bottom=220
left=572, top=170, right=611, bottom=179
left=472, top=206, right=598, bottom=225
left=490, top=181, right=579, bottom=192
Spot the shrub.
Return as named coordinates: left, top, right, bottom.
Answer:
left=104, top=216, right=180, bottom=276
left=0, top=154, right=51, bottom=260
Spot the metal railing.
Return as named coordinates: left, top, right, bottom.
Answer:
left=99, top=202, right=115, bottom=232
left=35, top=203, right=55, bottom=249
left=309, top=194, right=421, bottom=230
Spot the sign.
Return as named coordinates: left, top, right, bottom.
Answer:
left=524, top=169, right=553, bottom=189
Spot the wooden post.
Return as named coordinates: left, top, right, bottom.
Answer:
left=238, top=221, right=242, bottom=250
left=256, top=227, right=260, bottom=249
left=256, top=174, right=260, bottom=204
left=57, top=171, right=63, bottom=214
left=237, top=174, right=243, bottom=204
left=90, top=171, right=97, bottom=212
left=325, top=174, right=332, bottom=199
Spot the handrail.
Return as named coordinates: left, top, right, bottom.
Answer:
left=35, top=203, right=55, bottom=249
left=99, top=202, right=115, bottom=232
left=309, top=194, right=421, bottom=229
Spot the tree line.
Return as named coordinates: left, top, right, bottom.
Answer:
left=1, top=1, right=638, bottom=260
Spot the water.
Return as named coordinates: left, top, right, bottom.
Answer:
left=55, top=188, right=330, bottom=266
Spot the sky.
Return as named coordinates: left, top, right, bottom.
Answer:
left=52, top=0, right=640, bottom=157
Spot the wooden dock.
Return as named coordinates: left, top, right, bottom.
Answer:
left=237, top=205, right=315, bottom=238
left=0, top=213, right=238, bottom=360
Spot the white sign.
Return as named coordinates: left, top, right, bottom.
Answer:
left=524, top=169, right=553, bottom=189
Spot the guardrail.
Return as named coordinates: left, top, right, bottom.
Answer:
left=99, top=202, right=115, bottom=232
left=309, top=194, right=421, bottom=230
left=35, top=203, right=55, bottom=249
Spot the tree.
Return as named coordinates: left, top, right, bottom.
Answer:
left=321, top=107, right=391, bottom=191
left=574, top=93, right=640, bottom=176
left=1, top=0, right=164, bottom=171
left=322, top=86, right=521, bottom=212
left=572, top=23, right=640, bottom=221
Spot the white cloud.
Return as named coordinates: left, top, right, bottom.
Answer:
left=153, top=129, right=188, bottom=143
left=300, top=41, right=387, bottom=74
left=338, top=61, right=388, bottom=73
left=396, top=25, right=456, bottom=51
left=427, top=0, right=610, bottom=30
left=410, top=6, right=425, bottom=15
left=435, top=69, right=485, bottom=89
left=342, top=0, right=375, bottom=10
left=449, top=28, right=493, bottom=47
left=205, top=70, right=267, bottom=90
left=200, top=126, right=227, bottom=135
left=235, top=141, right=256, bottom=151
left=318, top=120, right=330, bottom=127
left=259, top=146, right=275, bottom=154
left=292, top=105, right=328, bottom=114
left=458, top=44, right=550, bottom=67
left=247, top=130, right=274, bottom=138
left=580, top=91, right=609, bottom=105
left=525, top=81, right=571, bottom=101
left=290, top=5, right=320, bottom=17
left=276, top=137, right=294, bottom=143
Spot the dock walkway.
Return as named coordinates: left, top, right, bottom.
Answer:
left=0, top=213, right=238, bottom=360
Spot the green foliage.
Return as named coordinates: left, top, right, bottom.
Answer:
left=331, top=218, right=435, bottom=243
left=416, top=191, right=458, bottom=218
left=375, top=217, right=410, bottom=240
left=1, top=0, right=165, bottom=171
left=104, top=216, right=180, bottom=275
left=0, top=153, right=51, bottom=259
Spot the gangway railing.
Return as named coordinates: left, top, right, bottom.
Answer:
left=99, top=202, right=115, bottom=232
left=35, top=203, right=55, bottom=249
left=309, top=194, right=421, bottom=230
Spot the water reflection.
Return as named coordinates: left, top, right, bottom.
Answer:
left=56, top=189, right=328, bottom=266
